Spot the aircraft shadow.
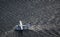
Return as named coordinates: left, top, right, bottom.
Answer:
left=0, top=29, right=60, bottom=37
left=15, top=29, right=38, bottom=37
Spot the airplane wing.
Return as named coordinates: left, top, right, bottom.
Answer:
left=22, top=25, right=27, bottom=26
left=23, top=23, right=31, bottom=29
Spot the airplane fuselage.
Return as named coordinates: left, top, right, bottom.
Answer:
left=19, top=21, right=23, bottom=30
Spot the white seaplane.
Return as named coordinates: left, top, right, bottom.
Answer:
left=5, top=20, right=31, bottom=34
left=15, top=20, right=31, bottom=31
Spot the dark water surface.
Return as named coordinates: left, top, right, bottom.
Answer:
left=0, top=0, right=60, bottom=37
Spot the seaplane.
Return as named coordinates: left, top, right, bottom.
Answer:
left=15, top=20, right=31, bottom=31
left=5, top=20, right=31, bottom=34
